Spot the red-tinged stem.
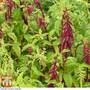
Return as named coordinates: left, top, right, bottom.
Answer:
left=37, top=3, right=48, bottom=33
left=38, top=3, right=45, bottom=18
left=20, top=0, right=28, bottom=25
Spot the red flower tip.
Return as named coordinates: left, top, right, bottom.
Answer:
left=5, top=0, right=16, bottom=20
left=28, top=47, right=33, bottom=55
left=27, top=5, right=34, bottom=15
left=6, top=0, right=15, bottom=9
left=49, top=60, right=58, bottom=80
left=37, top=17, right=45, bottom=29
left=34, top=0, right=40, bottom=5
left=48, top=83, right=54, bottom=88
left=83, top=42, right=90, bottom=65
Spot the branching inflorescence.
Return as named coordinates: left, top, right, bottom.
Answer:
left=60, top=8, right=74, bottom=52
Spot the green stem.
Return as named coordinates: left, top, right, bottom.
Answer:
left=86, top=68, right=88, bottom=81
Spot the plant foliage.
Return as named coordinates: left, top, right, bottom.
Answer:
left=0, top=0, right=90, bottom=88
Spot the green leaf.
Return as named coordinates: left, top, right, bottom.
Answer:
left=12, top=8, right=22, bottom=20
left=63, top=73, right=73, bottom=87
left=53, top=39, right=60, bottom=46
left=31, top=65, right=42, bottom=76
left=12, top=43, right=21, bottom=57
left=16, top=72, right=24, bottom=83
left=22, top=44, right=32, bottom=52
left=13, top=0, right=20, bottom=5
left=24, top=34, right=32, bottom=42
left=8, top=33, right=17, bottom=42
left=31, top=79, right=44, bottom=87
left=0, top=13, right=5, bottom=24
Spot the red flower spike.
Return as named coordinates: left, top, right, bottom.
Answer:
left=34, top=0, right=40, bottom=5
left=6, top=0, right=15, bottom=9
left=28, top=47, right=33, bottom=55
left=49, top=60, right=58, bottom=80
left=50, top=72, right=58, bottom=80
left=5, top=0, right=16, bottom=20
left=37, top=17, right=46, bottom=29
left=83, top=42, right=90, bottom=65
left=27, top=5, right=34, bottom=15
left=60, top=8, right=74, bottom=51
left=5, top=9, right=12, bottom=20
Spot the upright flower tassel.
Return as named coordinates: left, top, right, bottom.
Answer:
left=27, top=5, right=34, bottom=15
left=60, top=8, right=74, bottom=52
left=5, top=0, right=16, bottom=20
left=48, top=60, right=58, bottom=87
left=83, top=42, right=90, bottom=65
left=6, top=0, right=15, bottom=9
left=28, top=47, right=33, bottom=55
left=37, top=17, right=46, bottom=30
left=35, top=0, right=40, bottom=5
